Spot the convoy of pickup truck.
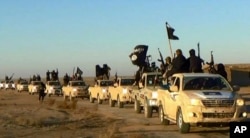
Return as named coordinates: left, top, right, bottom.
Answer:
left=0, top=72, right=249, bottom=133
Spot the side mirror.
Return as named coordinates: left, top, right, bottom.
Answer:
left=232, top=85, right=240, bottom=92
left=114, top=83, right=118, bottom=88
left=170, top=85, right=178, bottom=92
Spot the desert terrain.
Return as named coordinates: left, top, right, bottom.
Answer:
left=0, top=76, right=250, bottom=138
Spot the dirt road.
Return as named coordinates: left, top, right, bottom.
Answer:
left=0, top=88, right=249, bottom=138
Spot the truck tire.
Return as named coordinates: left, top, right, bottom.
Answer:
left=89, top=94, right=94, bottom=103
left=109, top=97, right=115, bottom=107
left=144, top=100, right=153, bottom=118
left=159, top=106, right=170, bottom=125
left=177, top=109, right=190, bottom=133
left=97, top=95, right=102, bottom=104
left=117, top=96, right=124, bottom=108
left=134, top=99, right=141, bottom=113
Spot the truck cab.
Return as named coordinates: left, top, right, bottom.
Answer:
left=132, top=72, right=163, bottom=118
left=157, top=73, right=248, bottom=133
left=108, top=77, right=135, bottom=108
left=62, top=80, right=89, bottom=101
left=88, top=80, right=114, bottom=104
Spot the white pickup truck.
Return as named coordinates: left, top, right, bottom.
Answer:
left=62, top=80, right=89, bottom=101
left=4, top=80, right=16, bottom=90
left=157, top=73, right=248, bottom=133
left=131, top=72, right=163, bottom=118
left=28, top=81, right=42, bottom=95
left=88, top=80, right=114, bottom=104
left=108, top=77, right=135, bottom=108
left=17, top=80, right=29, bottom=92
left=45, top=81, right=62, bottom=96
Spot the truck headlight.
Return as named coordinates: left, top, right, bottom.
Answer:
left=149, top=99, right=157, bottom=105
left=102, top=89, right=106, bottom=93
left=190, top=99, right=200, bottom=106
left=152, top=92, right=158, bottom=99
left=236, top=99, right=244, bottom=106
left=73, top=88, right=77, bottom=92
left=50, top=87, right=53, bottom=90
left=122, top=89, right=128, bottom=94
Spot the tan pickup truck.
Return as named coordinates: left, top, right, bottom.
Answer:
left=108, top=77, right=135, bottom=108
left=88, top=80, right=114, bottom=104
left=62, top=80, right=89, bottom=101
left=17, top=80, right=29, bottom=92
left=28, top=81, right=42, bottom=95
left=157, top=73, right=248, bottom=133
left=131, top=72, right=163, bottom=118
left=45, top=81, right=62, bottom=97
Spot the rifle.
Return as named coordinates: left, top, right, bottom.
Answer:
left=9, top=73, right=14, bottom=81
left=197, top=42, right=204, bottom=65
left=157, top=48, right=166, bottom=71
left=206, top=51, right=216, bottom=73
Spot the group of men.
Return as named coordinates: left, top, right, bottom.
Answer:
left=62, top=72, right=83, bottom=86
left=161, top=49, right=227, bottom=80
left=46, top=69, right=59, bottom=82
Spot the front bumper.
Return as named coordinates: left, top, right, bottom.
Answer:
left=119, top=93, right=131, bottom=102
left=19, top=86, right=28, bottom=91
left=99, top=92, right=109, bottom=100
left=183, top=105, right=248, bottom=125
left=72, top=90, right=89, bottom=98
left=48, top=89, right=62, bottom=95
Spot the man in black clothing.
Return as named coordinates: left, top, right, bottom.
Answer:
left=39, top=82, right=46, bottom=103
left=217, top=63, right=228, bottom=80
left=187, top=49, right=203, bottom=73
left=167, top=49, right=188, bottom=77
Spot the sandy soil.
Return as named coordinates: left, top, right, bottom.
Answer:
left=0, top=86, right=249, bottom=138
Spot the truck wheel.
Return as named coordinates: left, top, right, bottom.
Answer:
left=134, top=99, right=141, bottom=113
left=109, top=97, right=115, bottom=107
left=159, top=106, right=170, bottom=125
left=177, top=109, right=190, bottom=133
left=144, top=100, right=153, bottom=118
left=117, top=97, right=124, bottom=108
left=97, top=96, right=102, bottom=104
left=89, top=94, right=94, bottom=103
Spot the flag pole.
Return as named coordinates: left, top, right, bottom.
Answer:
left=168, top=39, right=174, bottom=59
left=166, top=22, right=174, bottom=59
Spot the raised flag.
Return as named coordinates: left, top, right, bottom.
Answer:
left=166, top=22, right=179, bottom=40
left=76, top=67, right=83, bottom=75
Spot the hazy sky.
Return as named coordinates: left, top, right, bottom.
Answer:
left=0, top=0, right=249, bottom=78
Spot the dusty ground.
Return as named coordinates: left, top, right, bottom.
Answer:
left=0, top=86, right=250, bottom=138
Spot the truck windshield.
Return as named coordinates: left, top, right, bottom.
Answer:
left=33, top=82, right=42, bottom=85
left=146, top=75, right=163, bottom=86
left=72, top=81, right=86, bottom=86
left=120, top=79, right=135, bottom=86
left=100, top=81, right=114, bottom=86
left=20, top=81, right=28, bottom=85
left=49, top=81, right=60, bottom=86
left=183, top=76, right=232, bottom=91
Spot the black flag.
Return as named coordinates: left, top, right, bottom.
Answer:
left=76, top=67, right=83, bottom=75
left=166, top=22, right=179, bottom=40
left=129, top=45, right=148, bottom=67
